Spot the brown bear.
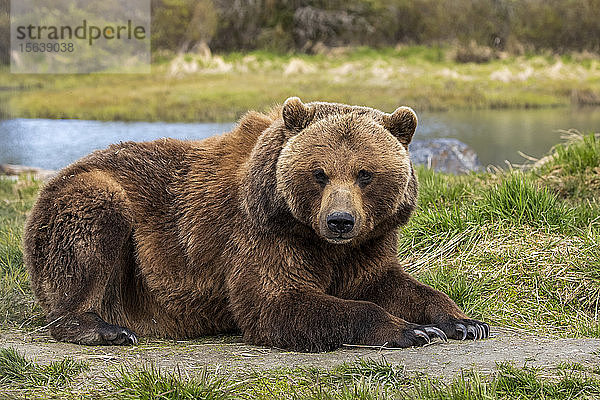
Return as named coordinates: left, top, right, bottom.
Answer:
left=23, top=98, right=489, bottom=351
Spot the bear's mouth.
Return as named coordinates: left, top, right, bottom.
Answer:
left=324, top=235, right=355, bottom=245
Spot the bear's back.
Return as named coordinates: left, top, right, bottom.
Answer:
left=46, top=108, right=275, bottom=226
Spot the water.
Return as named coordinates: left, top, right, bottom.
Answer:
left=0, top=120, right=235, bottom=170
left=418, top=107, right=600, bottom=167
left=1, top=107, right=599, bottom=170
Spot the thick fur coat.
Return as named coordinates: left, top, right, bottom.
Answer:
left=24, top=98, right=488, bottom=351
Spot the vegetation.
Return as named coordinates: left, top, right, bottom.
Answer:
left=397, top=133, right=600, bottom=337
left=2, top=46, right=599, bottom=122
left=109, top=365, right=236, bottom=400
left=2, top=350, right=600, bottom=399
left=3, top=0, right=600, bottom=63
left=0, top=347, right=88, bottom=396
left=0, top=176, right=44, bottom=331
left=147, top=0, right=600, bottom=54
left=537, top=131, right=600, bottom=201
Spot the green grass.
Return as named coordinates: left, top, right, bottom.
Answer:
left=408, top=362, right=600, bottom=400
left=0, top=177, right=44, bottom=331
left=475, top=173, right=567, bottom=228
left=3, top=350, right=600, bottom=399
left=396, top=133, right=600, bottom=336
left=2, top=47, right=599, bottom=122
left=537, top=131, right=600, bottom=201
left=552, top=134, right=600, bottom=175
left=333, top=358, right=408, bottom=388
left=0, top=347, right=88, bottom=392
left=109, top=365, right=235, bottom=400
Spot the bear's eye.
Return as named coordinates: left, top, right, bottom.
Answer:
left=357, top=170, right=373, bottom=187
left=313, top=169, right=329, bottom=186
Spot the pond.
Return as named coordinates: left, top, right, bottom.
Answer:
left=1, top=107, right=599, bottom=170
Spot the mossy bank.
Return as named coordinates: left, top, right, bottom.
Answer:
left=2, top=47, right=600, bottom=122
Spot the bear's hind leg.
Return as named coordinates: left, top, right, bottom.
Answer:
left=25, top=171, right=138, bottom=345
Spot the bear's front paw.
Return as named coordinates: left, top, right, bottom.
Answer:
left=434, top=318, right=490, bottom=341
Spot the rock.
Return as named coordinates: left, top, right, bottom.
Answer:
left=0, top=164, right=56, bottom=180
left=409, top=138, right=481, bottom=174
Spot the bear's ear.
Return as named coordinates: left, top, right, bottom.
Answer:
left=282, top=97, right=314, bottom=132
left=383, top=106, right=418, bottom=146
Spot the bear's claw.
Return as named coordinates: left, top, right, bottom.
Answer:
left=126, top=331, right=139, bottom=345
left=453, top=321, right=489, bottom=341
left=412, top=326, right=448, bottom=345
left=424, top=326, right=448, bottom=342
left=410, top=319, right=491, bottom=344
left=413, top=329, right=430, bottom=344
left=467, top=325, right=477, bottom=339
left=113, top=329, right=138, bottom=346
left=456, top=323, right=468, bottom=340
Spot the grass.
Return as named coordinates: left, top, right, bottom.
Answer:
left=552, top=134, right=600, bottom=175
left=0, top=176, right=44, bottom=331
left=537, top=130, right=600, bottom=201
left=3, top=350, right=600, bottom=399
left=475, top=173, right=568, bottom=228
left=109, top=366, right=235, bottom=400
left=408, top=362, right=600, bottom=400
left=1, top=46, right=600, bottom=122
left=0, top=347, right=88, bottom=398
left=397, top=134, right=600, bottom=336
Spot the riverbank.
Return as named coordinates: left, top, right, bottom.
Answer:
left=2, top=47, right=600, bottom=122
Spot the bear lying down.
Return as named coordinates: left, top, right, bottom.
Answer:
left=24, top=98, right=489, bottom=351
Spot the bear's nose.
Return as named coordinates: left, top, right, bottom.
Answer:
left=326, top=212, right=355, bottom=234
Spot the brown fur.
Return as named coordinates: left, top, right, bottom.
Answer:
left=23, top=98, right=488, bottom=351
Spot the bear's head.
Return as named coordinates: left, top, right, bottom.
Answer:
left=243, top=97, right=418, bottom=245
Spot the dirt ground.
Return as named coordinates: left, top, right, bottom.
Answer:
left=2, top=327, right=600, bottom=379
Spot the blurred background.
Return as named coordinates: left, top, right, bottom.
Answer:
left=3, top=0, right=600, bottom=60
left=1, top=0, right=599, bottom=170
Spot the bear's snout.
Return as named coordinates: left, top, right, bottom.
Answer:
left=326, top=212, right=355, bottom=234
left=318, top=185, right=364, bottom=244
